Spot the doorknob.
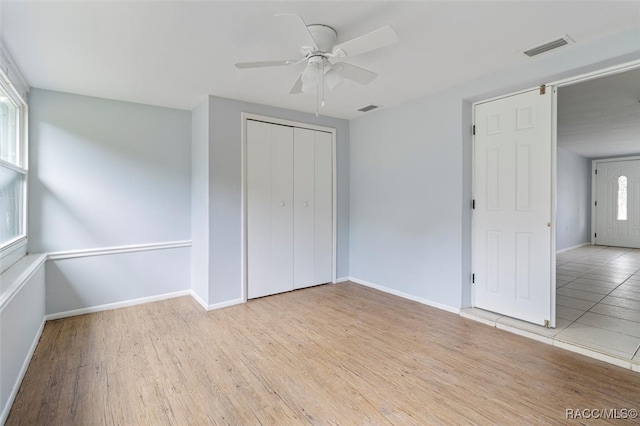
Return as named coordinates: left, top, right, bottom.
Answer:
left=303, top=201, right=308, bottom=207
left=547, top=222, right=551, bottom=227
left=280, top=202, right=285, bottom=207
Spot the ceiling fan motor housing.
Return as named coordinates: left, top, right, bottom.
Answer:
left=307, top=24, right=338, bottom=53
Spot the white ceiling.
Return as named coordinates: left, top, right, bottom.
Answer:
left=1, top=1, right=639, bottom=119
left=558, top=68, right=640, bottom=158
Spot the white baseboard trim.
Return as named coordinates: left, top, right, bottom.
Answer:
left=556, top=242, right=590, bottom=254
left=47, top=240, right=192, bottom=261
left=189, top=291, right=244, bottom=311
left=45, top=290, right=192, bottom=320
left=334, top=276, right=350, bottom=283
left=190, top=290, right=209, bottom=310
left=347, top=277, right=460, bottom=314
left=207, top=298, right=244, bottom=311
left=1, top=317, right=45, bottom=425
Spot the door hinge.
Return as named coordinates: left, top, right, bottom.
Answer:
left=472, top=273, right=475, bottom=284
left=544, top=319, right=550, bottom=328
left=595, top=201, right=597, bottom=207
left=595, top=169, right=598, bottom=175
left=472, top=199, right=475, bottom=209
left=595, top=233, right=597, bottom=238
left=472, top=124, right=476, bottom=135
left=539, top=84, right=546, bottom=95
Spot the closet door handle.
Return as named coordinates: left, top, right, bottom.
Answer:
left=280, top=202, right=285, bottom=207
left=303, top=202, right=308, bottom=207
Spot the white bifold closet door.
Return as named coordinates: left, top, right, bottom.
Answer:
left=247, top=120, right=332, bottom=299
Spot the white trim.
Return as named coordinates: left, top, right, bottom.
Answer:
left=0, top=158, right=27, bottom=175
left=45, top=290, right=192, bottom=320
left=0, top=237, right=27, bottom=275
left=334, top=276, right=350, bottom=283
left=550, top=85, right=557, bottom=328
left=189, top=290, right=209, bottom=310
left=591, top=160, right=598, bottom=245
left=47, top=240, right=192, bottom=261
left=0, top=318, right=45, bottom=425
left=206, top=298, right=244, bottom=311
left=556, top=242, right=590, bottom=254
left=548, top=59, right=640, bottom=89
left=242, top=112, right=336, bottom=133
left=240, top=113, right=338, bottom=302
left=0, top=253, right=47, bottom=312
left=0, top=42, right=29, bottom=103
left=347, top=277, right=460, bottom=314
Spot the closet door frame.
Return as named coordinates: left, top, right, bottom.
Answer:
left=241, top=113, right=337, bottom=302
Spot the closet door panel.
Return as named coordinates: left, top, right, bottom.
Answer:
left=247, top=121, right=294, bottom=298
left=314, top=131, right=333, bottom=285
left=270, top=125, right=295, bottom=295
left=293, top=128, right=315, bottom=289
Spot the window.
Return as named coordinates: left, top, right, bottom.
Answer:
left=617, top=175, right=627, bottom=221
left=0, top=68, right=27, bottom=268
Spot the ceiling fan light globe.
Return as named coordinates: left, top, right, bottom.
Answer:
left=325, top=68, right=343, bottom=90
left=301, top=82, right=317, bottom=93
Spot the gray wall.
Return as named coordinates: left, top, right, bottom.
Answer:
left=190, top=99, right=211, bottom=305
left=191, top=96, right=349, bottom=305
left=29, top=89, right=191, bottom=252
left=29, top=89, right=192, bottom=314
left=556, top=148, right=591, bottom=251
left=349, top=27, right=640, bottom=310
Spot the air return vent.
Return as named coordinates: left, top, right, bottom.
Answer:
left=357, top=104, right=380, bottom=112
left=523, top=35, right=573, bottom=57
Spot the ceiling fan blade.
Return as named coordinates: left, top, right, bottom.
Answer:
left=275, top=13, right=318, bottom=50
left=333, top=62, right=378, bottom=85
left=289, top=74, right=303, bottom=94
left=333, top=25, right=398, bottom=58
left=235, top=60, right=298, bottom=69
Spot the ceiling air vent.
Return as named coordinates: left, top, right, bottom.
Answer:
left=524, top=35, right=573, bottom=57
left=357, top=104, right=380, bottom=112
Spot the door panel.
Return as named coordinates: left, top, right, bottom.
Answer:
left=247, top=120, right=294, bottom=299
left=595, top=159, right=640, bottom=248
left=473, top=88, right=553, bottom=326
left=293, top=128, right=315, bottom=289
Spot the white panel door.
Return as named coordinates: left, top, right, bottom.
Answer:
left=595, top=159, right=640, bottom=248
left=473, top=88, right=553, bottom=326
left=247, top=120, right=294, bottom=299
left=293, top=128, right=333, bottom=289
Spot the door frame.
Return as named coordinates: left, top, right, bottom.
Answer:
left=471, top=58, right=640, bottom=327
left=591, top=156, right=640, bottom=246
left=240, top=113, right=338, bottom=303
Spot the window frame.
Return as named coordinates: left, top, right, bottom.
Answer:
left=0, top=66, right=28, bottom=272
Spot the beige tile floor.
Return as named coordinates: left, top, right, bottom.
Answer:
left=461, top=244, right=640, bottom=371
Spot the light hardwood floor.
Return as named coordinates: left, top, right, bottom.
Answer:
left=8, top=282, right=640, bottom=425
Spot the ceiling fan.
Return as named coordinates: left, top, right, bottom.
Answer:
left=235, top=14, right=398, bottom=111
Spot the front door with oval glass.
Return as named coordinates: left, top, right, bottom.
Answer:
left=594, top=159, right=640, bottom=249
